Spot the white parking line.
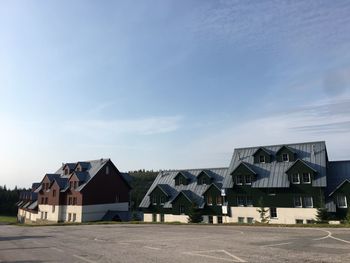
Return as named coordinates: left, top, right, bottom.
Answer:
left=183, top=249, right=246, bottom=262
left=73, top=255, right=97, bottom=263
left=143, top=246, right=161, bottom=250
left=261, top=242, right=293, bottom=248
left=313, top=229, right=350, bottom=244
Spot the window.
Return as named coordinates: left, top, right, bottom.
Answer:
left=160, top=196, right=165, bottom=205
left=180, top=205, right=185, bottom=214
left=306, top=219, right=315, bottom=224
left=41, top=197, right=44, bottom=204
left=73, top=181, right=77, bottom=189
left=116, top=194, right=120, bottom=202
left=216, top=196, right=222, bottom=206
left=238, top=217, right=245, bottom=223
left=259, top=155, right=265, bottom=163
left=268, top=189, right=276, bottom=196
left=302, top=172, right=311, bottom=184
left=208, top=216, right=213, bottom=224
left=152, top=196, right=157, bottom=205
left=68, top=213, right=71, bottom=222
left=45, top=197, right=48, bottom=204
left=303, top=197, right=313, bottom=208
left=73, top=213, right=76, bottom=222
left=294, top=196, right=302, bottom=207
left=270, top=207, right=277, bottom=218
left=207, top=195, right=213, bottom=206
left=282, top=153, right=289, bottom=162
left=200, top=177, right=207, bottom=185
left=179, top=177, right=183, bottom=185
left=160, top=214, right=164, bottom=222
left=236, top=175, right=243, bottom=185
left=65, top=168, right=69, bottom=175
left=41, top=212, right=44, bottom=219
left=45, top=212, right=47, bottom=219
left=237, top=196, right=245, bottom=206
left=337, top=195, right=347, bottom=208
left=217, top=216, right=223, bottom=224
left=292, top=173, right=300, bottom=184
left=152, top=213, right=157, bottom=222
left=247, top=217, right=254, bottom=224
left=70, top=182, right=73, bottom=189
left=73, top=197, right=77, bottom=205
left=52, top=206, right=55, bottom=213
left=53, top=190, right=56, bottom=197
left=106, top=166, right=109, bottom=175
left=246, top=196, right=253, bottom=207
left=68, top=197, right=72, bottom=205
left=295, top=219, right=303, bottom=224
left=245, top=175, right=252, bottom=185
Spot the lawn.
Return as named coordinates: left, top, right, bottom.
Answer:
left=0, top=215, right=17, bottom=224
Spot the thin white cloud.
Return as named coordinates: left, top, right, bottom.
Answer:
left=63, top=115, right=183, bottom=137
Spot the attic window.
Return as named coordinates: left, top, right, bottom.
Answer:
left=106, top=166, right=110, bottom=175
left=259, top=155, right=265, bottom=163
left=282, top=153, right=289, bottom=162
left=337, top=195, right=347, bottom=208
left=302, top=172, right=311, bottom=184
left=64, top=168, right=69, bottom=175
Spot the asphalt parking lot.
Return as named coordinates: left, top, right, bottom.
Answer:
left=1, top=224, right=350, bottom=263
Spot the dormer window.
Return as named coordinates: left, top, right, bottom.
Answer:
left=337, top=195, right=347, bottom=208
left=259, top=155, right=265, bottom=163
left=207, top=195, right=213, bottom=206
left=245, top=175, right=252, bottom=185
left=236, top=175, right=243, bottom=185
left=291, top=173, right=300, bottom=184
left=64, top=168, right=69, bottom=175
left=152, top=196, right=157, bottom=205
left=106, top=166, right=110, bottom=175
left=282, top=153, right=289, bottom=162
left=179, top=177, right=184, bottom=185
left=302, top=172, right=311, bottom=184
left=160, top=196, right=165, bottom=205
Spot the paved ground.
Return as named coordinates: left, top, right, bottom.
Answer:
left=1, top=224, right=350, bottom=263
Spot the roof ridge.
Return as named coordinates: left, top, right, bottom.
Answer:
left=234, top=141, right=326, bottom=151
left=158, top=167, right=228, bottom=173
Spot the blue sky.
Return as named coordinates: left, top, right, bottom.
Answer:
left=1, top=1, right=350, bottom=188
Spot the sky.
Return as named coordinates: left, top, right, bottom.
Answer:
left=1, top=0, right=350, bottom=188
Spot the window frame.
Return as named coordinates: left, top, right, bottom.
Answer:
left=270, top=207, right=277, bottom=218
left=337, top=195, right=348, bottom=208
left=303, top=196, right=313, bottom=208
left=282, top=153, right=289, bottom=162
left=238, top=217, right=245, bottom=223
left=247, top=217, right=254, bottom=224
left=237, top=196, right=245, bottom=206
left=216, top=196, right=223, bottom=206
left=207, top=195, right=213, bottom=206
left=179, top=205, right=185, bottom=214
left=152, top=195, right=157, bottom=205
left=294, top=196, right=302, bottom=208
left=291, top=173, right=300, bottom=184
left=245, top=175, right=252, bottom=185
left=302, top=172, right=311, bottom=184
left=259, top=155, right=266, bottom=163
left=236, top=175, right=243, bottom=185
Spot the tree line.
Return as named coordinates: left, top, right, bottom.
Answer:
left=0, top=186, right=25, bottom=216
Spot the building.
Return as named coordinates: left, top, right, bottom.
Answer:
left=140, top=141, right=350, bottom=224
left=17, top=159, right=131, bottom=223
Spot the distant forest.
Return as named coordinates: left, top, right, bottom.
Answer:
left=0, top=186, right=24, bottom=216
left=128, top=170, right=158, bottom=210
left=0, top=170, right=158, bottom=216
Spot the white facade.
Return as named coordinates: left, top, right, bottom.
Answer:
left=32, top=202, right=129, bottom=223
left=223, top=206, right=317, bottom=224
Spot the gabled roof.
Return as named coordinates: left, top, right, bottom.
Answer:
left=150, top=184, right=173, bottom=197
left=31, top=183, right=41, bottom=191
left=223, top=141, right=327, bottom=188
left=171, top=190, right=199, bottom=205
left=276, top=145, right=296, bottom=155
left=328, top=179, right=350, bottom=196
left=174, top=171, right=190, bottom=180
left=285, top=159, right=318, bottom=174
left=327, top=160, right=350, bottom=196
left=202, top=182, right=222, bottom=195
left=63, top=163, right=76, bottom=170
left=230, top=162, right=257, bottom=175
left=197, top=170, right=214, bottom=179
left=252, top=147, right=272, bottom=156
left=139, top=167, right=228, bottom=209
left=53, top=177, right=69, bottom=190
left=43, top=174, right=61, bottom=183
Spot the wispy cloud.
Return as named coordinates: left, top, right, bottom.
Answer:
left=63, top=115, right=183, bottom=137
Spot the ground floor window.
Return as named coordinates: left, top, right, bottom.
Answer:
left=73, top=213, right=76, bottom=222
left=306, top=219, right=314, bottom=224
left=217, top=216, right=223, bottom=224
left=270, top=207, right=277, bottom=218
left=238, top=217, right=244, bottom=223
left=152, top=213, right=157, bottom=222
left=160, top=214, right=164, bottom=222
left=295, top=219, right=303, bottom=224
left=303, top=197, right=313, bottom=208
left=68, top=213, right=72, bottom=222
left=208, top=216, right=213, bottom=224
left=180, top=205, right=185, bottom=214
left=247, top=217, right=254, bottom=224
left=44, top=212, right=48, bottom=219
left=337, top=195, right=347, bottom=208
